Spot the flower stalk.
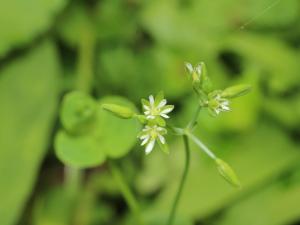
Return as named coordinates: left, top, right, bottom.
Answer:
left=167, top=135, right=190, bottom=225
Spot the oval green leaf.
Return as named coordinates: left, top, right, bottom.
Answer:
left=55, top=131, right=106, bottom=168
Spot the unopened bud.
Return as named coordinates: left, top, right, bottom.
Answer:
left=221, top=84, right=251, bottom=99
left=215, top=158, right=241, bottom=188
left=102, top=104, right=135, bottom=119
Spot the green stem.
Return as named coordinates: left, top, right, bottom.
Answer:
left=76, top=26, right=95, bottom=93
left=167, top=135, right=190, bottom=225
left=64, top=166, right=82, bottom=198
left=188, top=105, right=201, bottom=129
left=186, top=132, right=216, bottom=160
left=108, top=160, right=144, bottom=225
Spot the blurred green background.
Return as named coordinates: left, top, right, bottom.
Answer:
left=1, top=0, right=300, bottom=224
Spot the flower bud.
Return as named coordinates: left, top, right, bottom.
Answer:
left=215, top=158, right=241, bottom=188
left=221, top=84, right=251, bottom=99
left=198, top=62, right=212, bottom=94
left=102, top=103, right=135, bottom=119
left=185, top=62, right=212, bottom=94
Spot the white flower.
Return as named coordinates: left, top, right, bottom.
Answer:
left=138, top=125, right=167, bottom=154
left=142, top=94, right=174, bottom=120
left=209, top=94, right=230, bottom=115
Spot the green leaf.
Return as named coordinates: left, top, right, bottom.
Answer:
left=60, top=91, right=97, bottom=135
left=55, top=131, right=106, bottom=168
left=0, top=41, right=61, bottom=225
left=55, top=96, right=140, bottom=168
left=0, top=0, right=68, bottom=57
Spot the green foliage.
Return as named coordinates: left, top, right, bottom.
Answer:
left=0, top=0, right=68, bottom=57
left=0, top=41, right=61, bottom=225
left=1, top=0, right=300, bottom=224
left=55, top=95, right=140, bottom=168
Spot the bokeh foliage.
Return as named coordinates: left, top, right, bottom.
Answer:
left=0, top=0, right=300, bottom=225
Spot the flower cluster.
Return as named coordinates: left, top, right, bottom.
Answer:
left=185, top=62, right=251, bottom=116
left=138, top=93, right=174, bottom=154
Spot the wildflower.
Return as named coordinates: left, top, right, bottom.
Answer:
left=142, top=93, right=174, bottom=120
left=138, top=125, right=167, bottom=154
left=208, top=93, right=230, bottom=115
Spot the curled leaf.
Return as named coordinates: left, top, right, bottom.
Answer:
left=60, top=91, right=97, bottom=134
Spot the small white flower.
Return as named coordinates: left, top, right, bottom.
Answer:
left=138, top=125, right=167, bottom=154
left=209, top=94, right=230, bottom=115
left=142, top=94, right=174, bottom=120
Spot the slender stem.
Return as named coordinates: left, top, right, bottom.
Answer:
left=108, top=160, right=144, bottom=225
left=64, top=27, right=95, bottom=195
left=186, top=132, right=216, bottom=160
left=167, top=135, right=190, bottom=225
left=64, top=166, right=82, bottom=198
left=76, top=27, right=95, bottom=93
left=188, top=105, right=201, bottom=129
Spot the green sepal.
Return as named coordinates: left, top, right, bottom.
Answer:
left=135, top=115, right=147, bottom=124
left=155, top=91, right=165, bottom=106
left=155, top=117, right=166, bottom=127
left=141, top=98, right=149, bottom=107
left=158, top=141, right=169, bottom=154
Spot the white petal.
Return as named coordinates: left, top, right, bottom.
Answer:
left=144, top=111, right=150, bottom=115
left=147, top=115, right=155, bottom=119
left=222, top=105, right=230, bottom=111
left=141, top=136, right=150, bottom=146
left=185, top=62, right=194, bottom=74
left=195, top=64, right=202, bottom=75
left=143, top=105, right=150, bottom=110
left=222, top=100, right=229, bottom=106
left=139, top=134, right=150, bottom=140
left=149, top=95, right=155, bottom=106
left=158, top=135, right=165, bottom=144
left=157, top=99, right=167, bottom=108
left=160, top=107, right=173, bottom=114
left=160, top=114, right=169, bottom=118
left=145, top=140, right=155, bottom=154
